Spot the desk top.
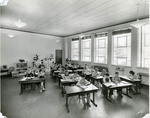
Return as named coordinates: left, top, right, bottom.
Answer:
left=19, top=77, right=45, bottom=83
left=54, top=70, right=61, bottom=73
left=103, top=81, right=132, bottom=89
left=84, top=72, right=92, bottom=76
left=119, top=75, right=141, bottom=82
left=91, top=75, right=103, bottom=80
left=65, top=84, right=98, bottom=95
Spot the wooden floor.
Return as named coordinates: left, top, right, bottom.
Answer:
left=1, top=75, right=149, bottom=118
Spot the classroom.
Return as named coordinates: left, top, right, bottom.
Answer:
left=0, top=0, right=150, bottom=118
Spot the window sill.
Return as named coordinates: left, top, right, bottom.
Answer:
left=111, top=65, right=131, bottom=68
left=136, top=67, right=149, bottom=70
left=93, top=63, right=108, bottom=65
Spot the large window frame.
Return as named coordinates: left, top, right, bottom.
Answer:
left=71, top=38, right=79, bottom=61
left=111, top=28, right=131, bottom=66
left=94, top=33, right=108, bottom=64
left=137, top=24, right=150, bottom=68
left=81, top=36, right=91, bottom=62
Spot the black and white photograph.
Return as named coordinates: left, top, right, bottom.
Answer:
left=0, top=0, right=150, bottom=118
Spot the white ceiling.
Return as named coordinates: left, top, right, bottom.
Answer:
left=0, top=0, right=149, bottom=37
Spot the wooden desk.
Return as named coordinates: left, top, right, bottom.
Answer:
left=65, top=84, right=98, bottom=113
left=83, top=72, right=92, bottom=81
left=91, top=76, right=103, bottom=87
left=103, top=81, right=132, bottom=102
left=19, top=77, right=45, bottom=94
left=60, top=79, right=78, bottom=97
left=119, top=75, right=141, bottom=94
left=53, top=70, right=61, bottom=82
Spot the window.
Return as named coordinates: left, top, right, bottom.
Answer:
left=112, top=28, right=131, bottom=66
left=71, top=38, right=79, bottom=61
left=137, top=24, right=150, bottom=68
left=94, top=33, right=108, bottom=64
left=81, top=36, right=91, bottom=62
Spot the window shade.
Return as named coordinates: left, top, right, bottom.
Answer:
left=72, top=38, right=79, bottom=41
left=112, top=28, right=131, bottom=35
left=95, top=32, right=108, bottom=38
left=81, top=35, right=91, bottom=40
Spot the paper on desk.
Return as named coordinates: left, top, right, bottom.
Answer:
left=80, top=86, right=88, bottom=89
left=21, top=77, right=27, bottom=81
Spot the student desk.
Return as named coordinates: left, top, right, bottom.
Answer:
left=53, top=70, right=61, bottom=82
left=83, top=72, right=92, bottom=81
left=91, top=76, right=103, bottom=88
left=76, top=69, right=84, bottom=75
left=102, top=81, right=132, bottom=102
left=19, top=77, right=45, bottom=94
left=65, top=84, right=98, bottom=113
left=119, top=75, right=141, bottom=94
left=60, top=79, right=78, bottom=97
left=58, top=74, right=77, bottom=88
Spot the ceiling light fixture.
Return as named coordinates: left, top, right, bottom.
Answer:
left=15, top=19, right=26, bottom=28
left=79, top=24, right=85, bottom=38
left=14, top=3, right=27, bottom=28
left=130, top=4, right=146, bottom=28
left=8, top=33, right=15, bottom=38
left=56, top=39, right=60, bottom=42
left=8, top=22, right=15, bottom=38
left=0, top=0, right=9, bottom=6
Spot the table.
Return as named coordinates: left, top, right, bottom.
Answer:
left=19, top=77, right=45, bottom=94
left=91, top=76, right=103, bottom=88
left=84, top=72, right=92, bottom=81
left=65, top=84, right=98, bottom=113
left=102, top=81, right=132, bottom=102
left=53, top=70, right=61, bottom=82
left=119, top=75, right=141, bottom=94
left=60, top=79, right=78, bottom=97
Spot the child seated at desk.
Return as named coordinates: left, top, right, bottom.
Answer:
left=128, top=70, right=138, bottom=80
left=72, top=72, right=81, bottom=81
left=90, top=66, right=95, bottom=74
left=77, top=77, right=91, bottom=108
left=92, top=68, right=99, bottom=77
left=102, top=73, right=113, bottom=97
left=100, top=69, right=107, bottom=76
left=128, top=70, right=139, bottom=93
left=112, top=72, right=122, bottom=98
left=25, top=67, right=33, bottom=77
left=38, top=69, right=45, bottom=92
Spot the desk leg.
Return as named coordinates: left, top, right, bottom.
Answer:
left=133, top=83, right=141, bottom=95
left=44, top=80, right=46, bottom=89
left=61, top=85, right=64, bottom=97
left=122, top=87, right=132, bottom=98
left=90, top=92, right=97, bottom=107
left=20, top=84, right=23, bottom=95
left=66, top=95, right=69, bottom=113
left=104, top=88, right=112, bottom=102
left=58, top=79, right=60, bottom=88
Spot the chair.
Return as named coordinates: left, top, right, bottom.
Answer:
left=8, top=67, right=18, bottom=78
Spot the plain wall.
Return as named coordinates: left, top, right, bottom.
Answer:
left=0, top=29, right=63, bottom=68
left=63, top=19, right=149, bottom=85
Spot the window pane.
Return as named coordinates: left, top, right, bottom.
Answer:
left=94, top=36, right=107, bottom=63
left=81, top=39, right=91, bottom=62
left=112, top=33, right=131, bottom=66
left=71, top=40, right=79, bottom=61
left=137, top=24, right=150, bottom=68
left=117, top=36, right=127, bottom=47
left=117, top=57, right=127, bottom=66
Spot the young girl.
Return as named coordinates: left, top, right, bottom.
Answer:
left=102, top=73, right=113, bottom=97
left=38, top=69, right=45, bottom=92
left=77, top=77, right=91, bottom=108
left=112, top=72, right=122, bottom=98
